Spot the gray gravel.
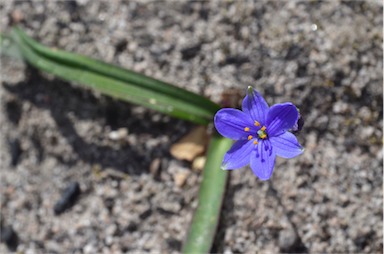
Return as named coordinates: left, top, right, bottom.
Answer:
left=0, top=1, right=382, bottom=253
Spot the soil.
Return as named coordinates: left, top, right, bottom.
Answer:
left=0, top=1, right=382, bottom=253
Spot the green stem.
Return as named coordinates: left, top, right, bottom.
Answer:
left=1, top=27, right=233, bottom=252
left=183, top=134, right=232, bottom=253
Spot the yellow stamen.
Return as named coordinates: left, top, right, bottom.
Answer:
left=247, top=135, right=253, bottom=140
left=253, top=140, right=258, bottom=145
left=244, top=127, right=250, bottom=132
left=254, top=121, right=260, bottom=126
left=257, top=128, right=267, bottom=139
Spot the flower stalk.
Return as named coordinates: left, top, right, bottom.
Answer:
left=183, top=133, right=232, bottom=254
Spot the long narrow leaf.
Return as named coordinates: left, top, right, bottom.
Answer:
left=5, top=29, right=219, bottom=125
left=13, top=27, right=220, bottom=119
left=183, top=134, right=232, bottom=253
left=2, top=28, right=232, bottom=251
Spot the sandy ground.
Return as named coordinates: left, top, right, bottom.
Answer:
left=0, top=1, right=382, bottom=253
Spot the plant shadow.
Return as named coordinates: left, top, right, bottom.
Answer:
left=3, top=65, right=191, bottom=175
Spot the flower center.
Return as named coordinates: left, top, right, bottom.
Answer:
left=244, top=125, right=267, bottom=142
left=257, top=126, right=267, bottom=139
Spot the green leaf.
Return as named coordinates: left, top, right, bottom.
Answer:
left=2, top=28, right=232, bottom=251
left=183, top=134, right=232, bottom=253
left=8, top=27, right=220, bottom=125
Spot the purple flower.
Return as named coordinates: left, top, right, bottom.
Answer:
left=214, top=87, right=304, bottom=180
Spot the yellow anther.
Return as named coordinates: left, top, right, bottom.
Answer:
left=244, top=127, right=250, bottom=132
left=253, top=140, right=258, bottom=145
left=247, top=135, right=253, bottom=140
left=257, top=128, right=267, bottom=139
left=254, top=121, right=260, bottom=126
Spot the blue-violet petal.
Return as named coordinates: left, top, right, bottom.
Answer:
left=266, top=103, right=298, bottom=137
left=214, top=108, right=254, bottom=140
left=242, top=86, right=269, bottom=124
left=222, top=139, right=254, bottom=170
left=270, top=132, right=304, bottom=159
left=250, top=140, right=276, bottom=180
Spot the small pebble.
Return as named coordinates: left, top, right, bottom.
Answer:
left=139, top=209, right=152, bottom=220
left=53, top=182, right=81, bottom=215
left=108, top=128, right=128, bottom=141
left=173, top=170, right=190, bottom=187
left=149, top=158, right=162, bottom=180
left=11, top=9, right=24, bottom=24
left=126, top=222, right=138, bottom=232
left=9, top=138, right=22, bottom=167
left=180, top=43, right=202, bottom=60
left=103, top=197, right=115, bottom=214
left=278, top=227, right=307, bottom=253
left=166, top=237, right=182, bottom=251
left=0, top=225, right=18, bottom=251
left=192, top=156, right=206, bottom=172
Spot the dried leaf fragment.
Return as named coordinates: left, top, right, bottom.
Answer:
left=170, top=126, right=208, bottom=161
